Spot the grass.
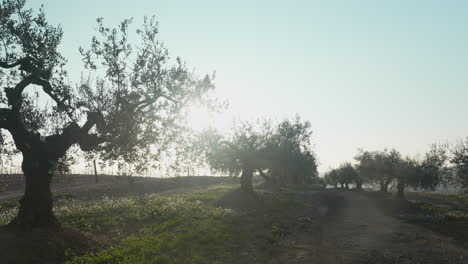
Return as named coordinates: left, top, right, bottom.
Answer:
left=404, top=192, right=468, bottom=222
left=0, top=182, right=325, bottom=264
left=366, top=191, right=468, bottom=247
left=67, top=186, right=321, bottom=264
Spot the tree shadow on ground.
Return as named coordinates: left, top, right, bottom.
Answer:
left=0, top=226, right=102, bottom=264
left=214, top=189, right=265, bottom=212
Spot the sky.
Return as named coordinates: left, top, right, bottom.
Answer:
left=29, top=0, right=468, bottom=172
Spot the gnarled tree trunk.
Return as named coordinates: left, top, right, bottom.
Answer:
left=5, top=111, right=102, bottom=230
left=379, top=178, right=391, bottom=192
left=240, top=167, right=254, bottom=194
left=356, top=181, right=362, bottom=190
left=397, top=178, right=405, bottom=199
left=379, top=184, right=388, bottom=192
left=9, top=153, right=58, bottom=230
left=93, top=159, right=99, bottom=183
left=258, top=169, right=270, bottom=184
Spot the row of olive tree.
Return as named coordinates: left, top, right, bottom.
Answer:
left=324, top=140, right=468, bottom=199
left=323, top=162, right=361, bottom=190
left=189, top=117, right=318, bottom=193
left=354, top=146, right=448, bottom=199
left=0, top=0, right=215, bottom=229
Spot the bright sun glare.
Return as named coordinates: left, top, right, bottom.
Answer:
left=185, top=104, right=220, bottom=131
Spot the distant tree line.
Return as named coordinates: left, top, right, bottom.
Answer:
left=324, top=138, right=468, bottom=199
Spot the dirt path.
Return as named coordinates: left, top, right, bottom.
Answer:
left=277, top=190, right=468, bottom=264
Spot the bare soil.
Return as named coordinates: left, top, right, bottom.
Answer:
left=275, top=190, right=468, bottom=264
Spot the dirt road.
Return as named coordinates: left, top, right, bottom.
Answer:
left=278, top=191, right=468, bottom=264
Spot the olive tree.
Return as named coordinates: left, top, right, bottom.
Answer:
left=0, top=0, right=214, bottom=229
left=323, top=169, right=339, bottom=188
left=394, top=156, right=418, bottom=199
left=355, top=149, right=400, bottom=192
left=260, top=117, right=318, bottom=187
left=355, top=145, right=447, bottom=199
left=199, top=122, right=267, bottom=193
left=393, top=144, right=447, bottom=199
left=451, top=138, right=468, bottom=192
left=336, top=162, right=359, bottom=189
left=195, top=117, right=317, bottom=192
left=414, top=144, right=447, bottom=190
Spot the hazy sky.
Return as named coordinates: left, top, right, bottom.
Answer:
left=30, top=0, right=468, bottom=172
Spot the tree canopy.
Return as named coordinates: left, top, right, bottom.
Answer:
left=195, top=117, right=318, bottom=193
left=451, top=138, right=468, bottom=191
left=354, top=149, right=400, bottom=192
left=261, top=117, right=318, bottom=187
left=350, top=145, right=448, bottom=198
left=0, top=0, right=214, bottom=229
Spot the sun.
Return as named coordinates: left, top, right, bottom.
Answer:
left=185, top=104, right=219, bottom=131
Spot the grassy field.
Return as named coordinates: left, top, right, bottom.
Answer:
left=0, top=178, right=329, bottom=264
left=4, top=177, right=467, bottom=264
left=402, top=192, right=468, bottom=247
left=363, top=190, right=468, bottom=247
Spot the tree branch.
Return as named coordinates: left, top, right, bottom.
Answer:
left=30, top=76, right=74, bottom=120
left=0, top=57, right=38, bottom=71
left=77, top=111, right=106, bottom=151
left=5, top=75, right=35, bottom=111
left=219, top=140, right=236, bottom=151
left=135, top=92, right=178, bottom=111
left=257, top=169, right=271, bottom=181
left=0, top=108, right=10, bottom=129
left=81, top=111, right=105, bottom=133
left=160, top=94, right=177, bottom=103
left=0, top=108, right=11, bottom=116
left=78, top=133, right=106, bottom=151
left=44, top=111, right=106, bottom=157
left=0, top=58, right=25, bottom=69
left=5, top=74, right=74, bottom=120
left=0, top=59, right=23, bottom=69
